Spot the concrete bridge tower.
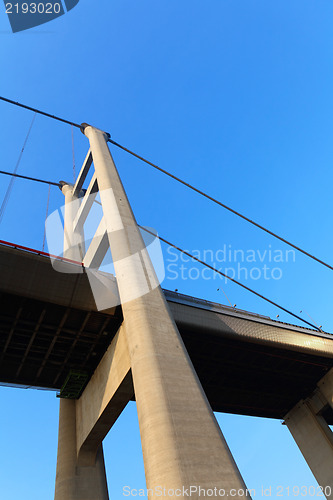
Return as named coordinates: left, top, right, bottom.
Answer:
left=54, top=124, right=251, bottom=499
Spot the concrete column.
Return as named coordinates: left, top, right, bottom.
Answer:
left=54, top=399, right=109, bottom=500
left=284, top=400, right=333, bottom=497
left=60, top=182, right=84, bottom=261
left=83, top=124, right=251, bottom=499
left=56, top=184, right=109, bottom=500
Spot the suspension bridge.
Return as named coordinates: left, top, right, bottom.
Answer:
left=0, top=97, right=333, bottom=499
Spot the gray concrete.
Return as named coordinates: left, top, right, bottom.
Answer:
left=73, top=173, right=98, bottom=232
left=318, top=368, right=333, bottom=409
left=285, top=399, right=333, bottom=497
left=83, top=125, right=251, bottom=499
left=54, top=399, right=109, bottom=500
left=167, top=297, right=333, bottom=358
left=55, top=181, right=110, bottom=500
left=60, top=183, right=84, bottom=262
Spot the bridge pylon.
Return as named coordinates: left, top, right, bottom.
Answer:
left=53, top=125, right=251, bottom=499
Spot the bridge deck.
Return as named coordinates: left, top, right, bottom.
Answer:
left=1, top=243, right=332, bottom=422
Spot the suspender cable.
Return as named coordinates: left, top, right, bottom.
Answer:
left=139, top=226, right=322, bottom=332
left=71, top=124, right=76, bottom=182
left=0, top=113, right=36, bottom=224
left=42, top=184, right=51, bottom=251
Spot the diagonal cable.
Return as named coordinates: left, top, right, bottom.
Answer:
left=0, top=95, right=332, bottom=273
left=112, top=140, right=333, bottom=272
left=0, top=113, right=36, bottom=224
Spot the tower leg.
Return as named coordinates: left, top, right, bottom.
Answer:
left=285, top=400, right=333, bottom=498
left=54, top=399, right=109, bottom=500
left=83, top=125, right=251, bottom=499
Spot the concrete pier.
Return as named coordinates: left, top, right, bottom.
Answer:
left=55, top=182, right=110, bottom=499
left=285, top=370, right=333, bottom=498
left=54, top=399, right=109, bottom=500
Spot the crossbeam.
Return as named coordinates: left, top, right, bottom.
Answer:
left=82, top=217, right=109, bottom=269
left=73, top=173, right=98, bottom=232
left=76, top=324, right=133, bottom=466
left=72, top=149, right=92, bottom=197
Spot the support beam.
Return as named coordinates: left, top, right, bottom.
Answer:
left=318, top=368, right=333, bottom=409
left=56, top=181, right=110, bottom=500
left=73, top=174, right=98, bottom=232
left=76, top=324, right=133, bottom=465
left=284, top=400, right=333, bottom=497
left=82, top=217, right=109, bottom=269
left=83, top=125, right=251, bottom=498
left=73, top=149, right=93, bottom=197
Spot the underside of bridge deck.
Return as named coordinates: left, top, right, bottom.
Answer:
left=1, top=243, right=333, bottom=423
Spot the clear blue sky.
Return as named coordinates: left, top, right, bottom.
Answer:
left=0, top=0, right=333, bottom=498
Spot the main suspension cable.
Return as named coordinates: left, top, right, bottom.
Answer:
left=0, top=96, right=81, bottom=128
left=0, top=170, right=60, bottom=187
left=113, top=140, right=333, bottom=272
left=1, top=95, right=331, bottom=273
